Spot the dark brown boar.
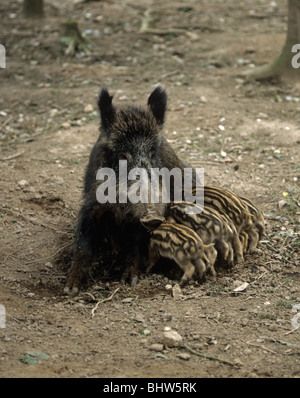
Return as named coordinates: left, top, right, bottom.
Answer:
left=64, top=86, right=189, bottom=293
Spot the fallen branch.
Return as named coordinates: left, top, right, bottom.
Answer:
left=181, top=342, right=236, bottom=367
left=91, top=287, right=120, bottom=318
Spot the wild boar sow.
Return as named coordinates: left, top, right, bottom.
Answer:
left=64, top=86, right=189, bottom=293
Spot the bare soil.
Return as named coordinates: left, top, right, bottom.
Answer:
left=0, top=0, right=299, bottom=378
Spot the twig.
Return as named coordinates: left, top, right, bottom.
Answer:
left=2, top=207, right=68, bottom=235
left=251, top=270, right=268, bottom=283
left=91, top=287, right=120, bottom=318
left=24, top=242, right=72, bottom=265
left=284, top=326, right=299, bottom=336
left=279, top=236, right=289, bottom=254
left=1, top=151, right=25, bottom=161
left=0, top=115, right=13, bottom=130
left=82, top=292, right=96, bottom=301
left=267, top=337, right=292, bottom=347
left=181, top=342, right=236, bottom=366
left=246, top=341, right=278, bottom=355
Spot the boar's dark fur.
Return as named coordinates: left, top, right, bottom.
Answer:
left=64, top=86, right=189, bottom=293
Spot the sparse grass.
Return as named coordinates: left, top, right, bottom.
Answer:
left=276, top=300, right=295, bottom=309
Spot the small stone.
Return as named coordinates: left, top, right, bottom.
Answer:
left=268, top=323, right=278, bottom=331
left=134, top=313, right=145, bottom=323
left=278, top=200, right=286, bottom=209
left=62, top=122, right=71, bottom=129
left=233, top=282, right=249, bottom=292
left=149, top=343, right=164, bottom=352
left=17, top=180, right=29, bottom=187
left=84, top=104, right=94, bottom=113
left=233, top=358, right=243, bottom=366
left=172, top=283, right=183, bottom=300
left=207, top=337, right=218, bottom=345
left=177, top=353, right=191, bottom=360
left=122, top=298, right=134, bottom=303
left=161, top=330, right=183, bottom=347
left=49, top=108, right=58, bottom=116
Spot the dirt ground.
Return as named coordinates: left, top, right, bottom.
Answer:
left=0, top=0, right=299, bottom=378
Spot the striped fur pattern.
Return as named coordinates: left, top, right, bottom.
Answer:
left=148, top=222, right=217, bottom=284
left=140, top=187, right=265, bottom=285
left=201, top=185, right=253, bottom=234
left=196, top=185, right=265, bottom=253
left=239, top=196, right=265, bottom=252
left=168, top=201, right=244, bottom=266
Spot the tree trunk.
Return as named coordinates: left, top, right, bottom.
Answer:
left=244, top=0, right=300, bottom=81
left=60, top=21, right=90, bottom=56
left=23, top=0, right=44, bottom=18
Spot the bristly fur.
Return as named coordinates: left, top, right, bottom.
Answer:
left=64, top=86, right=189, bottom=293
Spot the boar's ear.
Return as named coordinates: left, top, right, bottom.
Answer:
left=147, top=85, right=167, bottom=125
left=98, top=88, right=116, bottom=130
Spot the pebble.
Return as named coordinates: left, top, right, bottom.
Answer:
left=122, top=298, right=134, bottom=303
left=84, top=104, right=94, bottom=113
left=149, top=343, right=164, bottom=352
left=161, top=330, right=183, bottom=347
left=278, top=200, right=286, bottom=209
left=171, top=283, right=183, bottom=300
left=134, top=313, right=145, bottom=323
left=233, top=358, right=243, bottom=366
left=62, top=122, right=71, bottom=129
left=268, top=323, right=278, bottom=332
left=177, top=353, right=191, bottom=361
left=17, top=180, right=29, bottom=188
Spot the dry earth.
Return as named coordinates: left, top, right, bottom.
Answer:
left=0, top=0, right=299, bottom=378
